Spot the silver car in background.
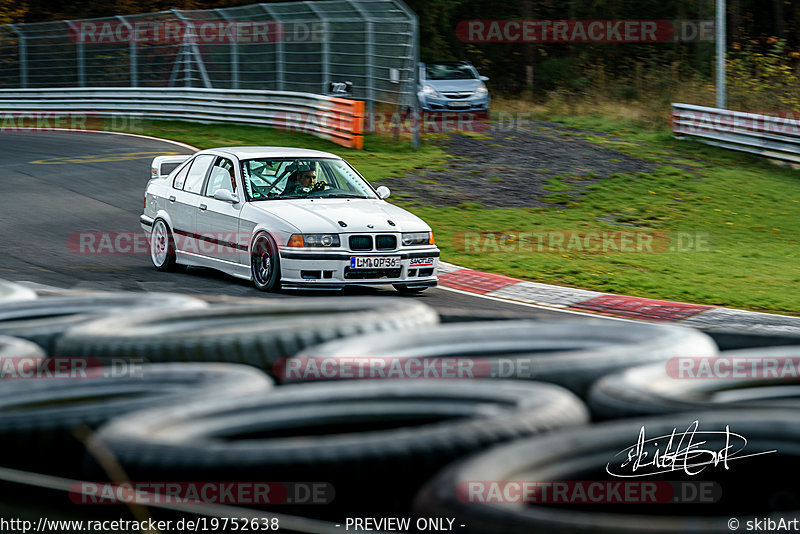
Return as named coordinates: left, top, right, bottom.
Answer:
left=141, top=147, right=439, bottom=293
left=418, top=61, right=490, bottom=111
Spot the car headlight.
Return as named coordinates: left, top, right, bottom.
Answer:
left=475, top=84, right=488, bottom=96
left=402, top=231, right=434, bottom=246
left=421, top=85, right=442, bottom=98
left=287, top=234, right=340, bottom=247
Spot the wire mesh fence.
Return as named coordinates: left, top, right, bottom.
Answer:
left=0, top=0, right=418, bottom=110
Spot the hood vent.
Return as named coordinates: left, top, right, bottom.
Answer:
left=387, top=220, right=396, bottom=226
left=338, top=220, right=348, bottom=227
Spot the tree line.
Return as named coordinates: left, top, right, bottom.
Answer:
left=2, top=0, right=797, bottom=96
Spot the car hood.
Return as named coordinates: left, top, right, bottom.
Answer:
left=423, top=79, right=484, bottom=93
left=248, top=198, right=431, bottom=234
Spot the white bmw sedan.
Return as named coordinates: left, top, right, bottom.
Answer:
left=140, top=147, right=439, bottom=293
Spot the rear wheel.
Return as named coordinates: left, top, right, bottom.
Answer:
left=150, top=219, right=183, bottom=272
left=251, top=233, right=281, bottom=292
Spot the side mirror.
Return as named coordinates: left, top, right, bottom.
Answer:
left=376, top=186, right=391, bottom=199
left=480, top=75, right=490, bottom=82
left=214, top=189, right=239, bottom=203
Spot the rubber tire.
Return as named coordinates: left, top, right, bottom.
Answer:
left=150, top=218, right=184, bottom=273
left=706, top=330, right=800, bottom=351
left=54, top=297, right=440, bottom=373
left=589, top=346, right=800, bottom=420
left=435, top=307, right=546, bottom=323
left=251, top=232, right=281, bottom=292
left=414, top=410, right=800, bottom=534
left=0, top=292, right=207, bottom=354
left=0, top=335, right=46, bottom=361
left=283, top=319, right=718, bottom=395
left=90, top=379, right=589, bottom=517
left=0, top=362, right=272, bottom=477
left=393, top=284, right=428, bottom=294
left=0, top=280, right=36, bottom=303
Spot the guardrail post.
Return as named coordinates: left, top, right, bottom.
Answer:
left=260, top=4, right=284, bottom=91
left=216, top=9, right=238, bottom=89
left=715, top=0, right=726, bottom=108
left=66, top=21, right=85, bottom=87
left=345, top=0, right=375, bottom=133
left=116, top=16, right=137, bottom=87
left=172, top=9, right=212, bottom=88
left=305, top=2, right=328, bottom=95
left=392, top=0, right=421, bottom=148
left=8, top=25, right=27, bottom=88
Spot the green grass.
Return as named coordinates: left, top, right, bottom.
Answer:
left=407, top=116, right=800, bottom=315
left=125, top=118, right=800, bottom=315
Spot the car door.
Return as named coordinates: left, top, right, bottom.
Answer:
left=170, top=154, right=215, bottom=255
left=197, top=156, right=244, bottom=264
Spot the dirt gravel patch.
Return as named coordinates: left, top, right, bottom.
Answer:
left=387, top=120, right=656, bottom=208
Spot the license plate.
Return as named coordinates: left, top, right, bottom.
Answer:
left=449, top=101, right=469, bottom=108
left=409, top=257, right=435, bottom=267
left=350, top=256, right=401, bottom=269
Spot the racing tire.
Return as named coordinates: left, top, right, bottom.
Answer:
left=0, top=280, right=36, bottom=303
left=414, top=410, right=800, bottom=534
left=53, top=297, right=440, bottom=373
left=150, top=218, right=184, bottom=273
left=251, top=232, right=281, bottom=292
left=0, top=292, right=207, bottom=354
left=0, top=362, right=272, bottom=477
left=0, top=335, right=46, bottom=362
left=282, top=319, right=718, bottom=395
left=588, top=346, right=800, bottom=420
left=89, top=380, right=589, bottom=517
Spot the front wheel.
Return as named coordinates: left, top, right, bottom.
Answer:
left=251, top=233, right=281, bottom=292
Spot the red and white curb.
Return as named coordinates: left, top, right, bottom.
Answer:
left=437, top=262, right=800, bottom=335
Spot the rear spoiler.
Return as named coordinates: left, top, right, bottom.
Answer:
left=151, top=155, right=191, bottom=179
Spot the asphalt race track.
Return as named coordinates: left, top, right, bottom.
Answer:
left=0, top=131, right=577, bottom=319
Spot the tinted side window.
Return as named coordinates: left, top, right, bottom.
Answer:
left=183, top=154, right=215, bottom=195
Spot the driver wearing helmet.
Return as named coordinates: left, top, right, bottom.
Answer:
left=284, top=166, right=328, bottom=195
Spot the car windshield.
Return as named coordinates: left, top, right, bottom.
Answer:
left=240, top=157, right=377, bottom=201
left=426, top=62, right=478, bottom=80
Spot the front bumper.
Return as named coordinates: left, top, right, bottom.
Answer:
left=278, top=248, right=440, bottom=290
left=419, top=94, right=490, bottom=111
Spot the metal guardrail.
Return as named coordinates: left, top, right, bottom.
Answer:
left=0, top=87, right=365, bottom=149
left=671, top=103, right=800, bottom=164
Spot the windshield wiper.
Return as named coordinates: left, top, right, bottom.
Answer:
left=318, top=193, right=368, bottom=199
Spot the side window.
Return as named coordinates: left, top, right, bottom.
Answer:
left=183, top=154, right=215, bottom=195
left=172, top=161, right=190, bottom=190
left=204, top=157, right=236, bottom=197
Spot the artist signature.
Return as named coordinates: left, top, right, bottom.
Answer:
left=606, top=420, right=776, bottom=478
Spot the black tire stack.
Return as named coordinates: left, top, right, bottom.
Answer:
left=1, top=277, right=798, bottom=532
